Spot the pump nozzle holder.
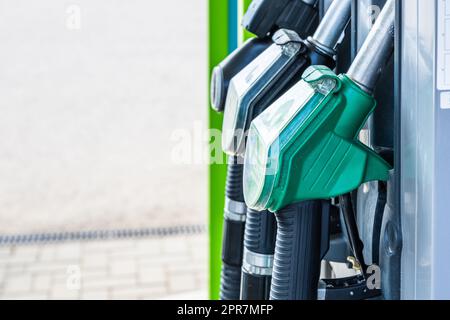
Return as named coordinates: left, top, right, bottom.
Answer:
left=347, top=0, right=395, bottom=93
left=306, top=0, right=352, bottom=56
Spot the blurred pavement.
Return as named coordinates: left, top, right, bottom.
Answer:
left=0, top=0, right=207, bottom=234
left=0, top=0, right=208, bottom=299
left=0, top=235, right=207, bottom=300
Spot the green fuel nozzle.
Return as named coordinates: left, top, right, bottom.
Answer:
left=243, top=0, right=395, bottom=212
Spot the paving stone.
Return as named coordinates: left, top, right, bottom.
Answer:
left=135, top=238, right=162, bottom=255
left=5, top=263, right=26, bottom=275
left=162, top=290, right=208, bottom=300
left=50, top=283, right=81, bottom=300
left=2, top=274, right=33, bottom=294
left=81, top=275, right=137, bottom=290
left=111, top=285, right=167, bottom=300
left=50, top=267, right=83, bottom=292
left=7, top=254, right=38, bottom=265
left=162, top=237, right=189, bottom=254
left=168, top=273, right=197, bottom=293
left=190, top=245, right=208, bottom=262
left=1, top=291, right=49, bottom=300
left=78, top=266, right=109, bottom=279
left=11, top=245, right=40, bottom=258
left=110, top=258, right=137, bottom=276
left=76, top=267, right=111, bottom=282
left=25, top=263, right=68, bottom=278
left=0, top=247, right=12, bottom=258
left=55, top=243, right=81, bottom=261
left=137, top=266, right=166, bottom=285
left=38, top=245, right=57, bottom=262
left=83, top=240, right=136, bottom=253
left=81, top=289, right=109, bottom=300
left=82, top=252, right=108, bottom=269
left=140, top=253, right=190, bottom=267
left=27, top=262, right=76, bottom=276
left=166, top=261, right=207, bottom=275
left=195, top=272, right=208, bottom=286
left=0, top=234, right=207, bottom=300
left=0, top=268, right=5, bottom=285
left=33, top=274, right=52, bottom=292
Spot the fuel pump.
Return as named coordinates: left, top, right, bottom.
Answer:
left=212, top=0, right=321, bottom=300
left=220, top=0, right=353, bottom=300
left=243, top=0, right=395, bottom=300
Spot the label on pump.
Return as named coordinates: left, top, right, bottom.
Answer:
left=437, top=0, right=450, bottom=91
left=438, top=0, right=450, bottom=109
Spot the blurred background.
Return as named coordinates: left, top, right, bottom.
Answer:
left=0, top=0, right=207, bottom=299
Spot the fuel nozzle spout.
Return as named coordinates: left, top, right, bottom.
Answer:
left=347, top=0, right=395, bottom=93
left=307, top=0, right=352, bottom=56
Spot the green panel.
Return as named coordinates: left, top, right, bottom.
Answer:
left=208, top=0, right=228, bottom=300
left=209, top=0, right=254, bottom=300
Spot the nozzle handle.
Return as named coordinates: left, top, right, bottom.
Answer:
left=347, top=0, right=395, bottom=93
left=243, top=0, right=319, bottom=39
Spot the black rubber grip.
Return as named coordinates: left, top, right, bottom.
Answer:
left=225, top=156, right=244, bottom=202
left=244, top=209, right=277, bottom=255
left=243, top=0, right=291, bottom=37
left=276, top=0, right=319, bottom=39
left=240, top=272, right=272, bottom=301
left=220, top=263, right=242, bottom=300
left=222, top=218, right=245, bottom=267
left=243, top=0, right=318, bottom=39
left=270, top=201, right=323, bottom=300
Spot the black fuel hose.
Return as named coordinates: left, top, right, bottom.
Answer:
left=270, top=201, right=324, bottom=300
left=241, top=209, right=277, bottom=300
left=220, top=156, right=246, bottom=300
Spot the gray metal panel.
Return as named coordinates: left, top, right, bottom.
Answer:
left=400, top=0, right=433, bottom=300
left=357, top=181, right=379, bottom=265
left=433, top=0, right=450, bottom=299
left=354, top=2, right=399, bottom=300
left=379, top=171, right=401, bottom=300
left=400, top=0, right=450, bottom=300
